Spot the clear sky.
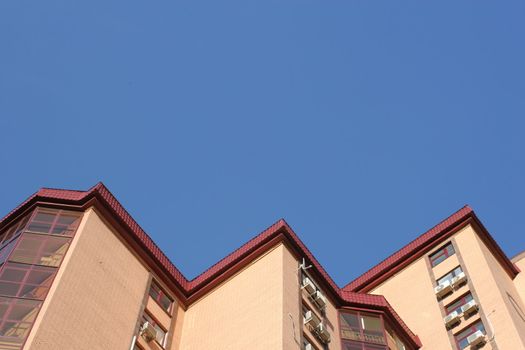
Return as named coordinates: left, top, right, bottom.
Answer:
left=1, top=1, right=524, bottom=286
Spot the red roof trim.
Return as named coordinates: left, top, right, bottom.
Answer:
left=0, top=183, right=424, bottom=348
left=343, top=207, right=520, bottom=293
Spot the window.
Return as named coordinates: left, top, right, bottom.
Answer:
left=0, top=297, right=41, bottom=348
left=142, top=312, right=167, bottom=347
left=429, top=243, right=455, bottom=267
left=0, top=213, right=30, bottom=249
left=26, top=210, right=82, bottom=236
left=303, top=337, right=316, bottom=350
left=149, top=281, right=173, bottom=313
left=8, top=233, right=70, bottom=267
left=445, top=293, right=474, bottom=315
left=454, top=321, right=485, bottom=349
left=0, top=238, right=19, bottom=267
left=0, top=263, right=55, bottom=300
left=437, top=266, right=463, bottom=286
left=340, top=311, right=386, bottom=349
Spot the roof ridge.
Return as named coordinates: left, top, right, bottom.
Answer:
left=343, top=205, right=473, bottom=292
left=187, top=218, right=286, bottom=288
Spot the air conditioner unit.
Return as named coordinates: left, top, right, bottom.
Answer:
left=452, top=272, right=467, bottom=287
left=315, top=323, right=331, bottom=344
left=434, top=280, right=453, bottom=298
left=461, top=300, right=479, bottom=316
left=304, top=310, right=321, bottom=328
left=304, top=343, right=313, bottom=350
left=140, top=321, right=157, bottom=342
left=467, top=330, right=485, bottom=347
left=303, top=277, right=316, bottom=295
left=443, top=311, right=460, bottom=327
left=312, top=290, right=327, bottom=309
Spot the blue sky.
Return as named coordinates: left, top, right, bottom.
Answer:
left=1, top=1, right=524, bottom=286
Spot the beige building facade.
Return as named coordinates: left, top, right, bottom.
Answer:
left=0, top=183, right=523, bottom=350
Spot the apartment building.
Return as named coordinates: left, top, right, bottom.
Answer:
left=0, top=182, right=523, bottom=350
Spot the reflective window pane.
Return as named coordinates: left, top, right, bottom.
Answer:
left=9, top=234, right=70, bottom=267
left=26, top=209, right=81, bottom=236
left=0, top=238, right=20, bottom=266
left=0, top=297, right=41, bottom=346
left=0, top=263, right=55, bottom=300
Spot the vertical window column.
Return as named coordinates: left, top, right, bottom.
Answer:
left=0, top=208, right=82, bottom=350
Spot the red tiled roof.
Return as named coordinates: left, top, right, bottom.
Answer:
left=0, top=182, right=426, bottom=348
left=343, top=206, right=519, bottom=292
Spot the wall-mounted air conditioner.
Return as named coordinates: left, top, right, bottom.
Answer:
left=315, top=323, right=331, bottom=344
left=466, top=330, right=485, bottom=347
left=140, top=321, right=157, bottom=342
left=312, top=290, right=327, bottom=309
left=460, top=300, right=479, bottom=316
left=304, top=310, right=321, bottom=328
left=443, top=311, right=460, bottom=327
left=303, top=277, right=316, bottom=295
left=451, top=272, right=467, bottom=287
left=434, top=280, right=453, bottom=298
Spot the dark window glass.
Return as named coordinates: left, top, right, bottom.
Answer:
left=437, top=266, right=463, bottom=285
left=26, top=209, right=82, bottom=236
left=0, top=263, right=55, bottom=300
left=429, top=243, right=455, bottom=267
left=149, top=281, right=173, bottom=313
left=446, top=294, right=474, bottom=315
left=0, top=238, right=20, bottom=266
left=0, top=297, right=41, bottom=348
left=342, top=340, right=387, bottom=350
left=9, top=233, right=70, bottom=267
left=342, top=340, right=365, bottom=350
left=0, top=214, right=30, bottom=249
left=340, top=311, right=386, bottom=345
left=454, top=321, right=485, bottom=349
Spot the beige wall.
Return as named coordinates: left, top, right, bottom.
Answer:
left=455, top=225, right=525, bottom=349
left=179, top=244, right=285, bottom=350
left=282, top=244, right=302, bottom=350
left=26, top=208, right=150, bottom=350
left=370, top=224, right=525, bottom=350
left=283, top=246, right=340, bottom=350
left=371, top=254, right=452, bottom=349
left=512, top=252, right=525, bottom=313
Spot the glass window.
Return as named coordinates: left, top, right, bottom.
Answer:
left=0, top=297, right=41, bottom=348
left=437, top=266, right=463, bottom=285
left=342, top=340, right=387, bottom=350
left=26, top=209, right=82, bottom=236
left=0, top=238, right=20, bottom=267
left=445, top=293, right=474, bottom=315
left=303, top=337, right=315, bottom=350
left=0, top=214, right=30, bottom=249
left=340, top=311, right=386, bottom=346
left=429, top=243, right=455, bottom=267
left=142, top=313, right=167, bottom=347
left=149, top=281, right=173, bottom=313
left=9, top=233, right=70, bottom=267
left=0, top=263, right=55, bottom=300
left=454, top=321, right=485, bottom=349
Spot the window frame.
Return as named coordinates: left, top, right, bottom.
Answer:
left=429, top=243, right=455, bottom=267
left=0, top=297, right=42, bottom=346
left=445, top=293, right=474, bottom=315
left=0, top=262, right=55, bottom=300
left=454, top=320, right=485, bottom=349
left=437, top=266, right=463, bottom=286
left=149, top=280, right=174, bottom=314
left=339, top=310, right=388, bottom=349
left=142, top=312, right=168, bottom=348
